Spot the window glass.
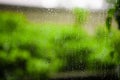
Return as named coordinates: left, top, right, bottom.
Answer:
left=0, top=0, right=120, bottom=80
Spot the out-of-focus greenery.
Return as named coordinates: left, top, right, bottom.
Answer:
left=106, top=0, right=120, bottom=30
left=0, top=12, right=63, bottom=80
left=0, top=10, right=120, bottom=80
left=106, top=0, right=116, bottom=5
left=53, top=27, right=94, bottom=71
left=73, top=8, right=89, bottom=27
left=88, top=26, right=120, bottom=70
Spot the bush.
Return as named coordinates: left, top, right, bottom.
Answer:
left=0, top=11, right=120, bottom=80
left=0, top=12, right=62, bottom=80
left=53, top=27, right=94, bottom=71
left=87, top=26, right=120, bottom=70
left=73, top=8, right=89, bottom=27
left=109, top=28, right=120, bottom=64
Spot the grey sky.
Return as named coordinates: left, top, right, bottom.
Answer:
left=0, top=0, right=107, bottom=10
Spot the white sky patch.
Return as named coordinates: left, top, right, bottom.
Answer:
left=0, top=0, right=106, bottom=10
left=86, top=0, right=104, bottom=9
left=72, top=0, right=89, bottom=8
left=38, top=0, right=59, bottom=8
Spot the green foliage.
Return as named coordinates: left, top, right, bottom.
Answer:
left=109, top=29, right=120, bottom=63
left=0, top=12, right=62, bottom=80
left=106, top=8, right=115, bottom=31
left=106, top=0, right=117, bottom=5
left=0, top=11, right=120, bottom=80
left=106, top=0, right=120, bottom=30
left=88, top=26, right=120, bottom=70
left=73, top=8, right=89, bottom=27
left=53, top=27, right=94, bottom=71
left=0, top=11, right=26, bottom=33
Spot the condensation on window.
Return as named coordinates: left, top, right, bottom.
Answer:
left=0, top=0, right=120, bottom=80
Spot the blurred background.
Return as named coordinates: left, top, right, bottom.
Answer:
left=0, top=0, right=120, bottom=80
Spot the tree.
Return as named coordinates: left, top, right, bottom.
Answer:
left=106, top=0, right=120, bottom=30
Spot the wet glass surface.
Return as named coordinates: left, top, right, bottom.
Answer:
left=0, top=0, right=120, bottom=80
